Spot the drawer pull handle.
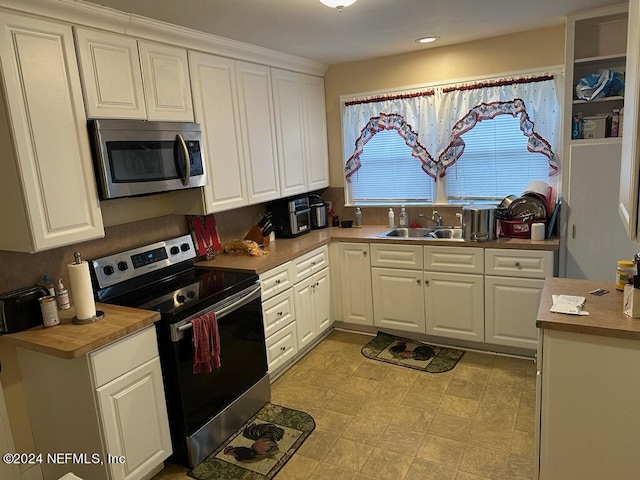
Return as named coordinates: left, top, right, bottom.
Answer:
left=311, top=261, right=316, bottom=266
left=275, top=279, right=281, bottom=284
left=515, top=262, right=522, bottom=269
left=277, top=311, right=283, bottom=316
left=280, top=346, right=286, bottom=351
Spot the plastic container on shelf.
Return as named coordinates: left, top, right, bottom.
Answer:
left=616, top=260, right=635, bottom=291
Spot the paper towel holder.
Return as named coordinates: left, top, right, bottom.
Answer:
left=72, top=310, right=105, bottom=325
left=70, top=251, right=105, bottom=325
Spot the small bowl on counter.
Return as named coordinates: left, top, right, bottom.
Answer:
left=340, top=220, right=353, bottom=228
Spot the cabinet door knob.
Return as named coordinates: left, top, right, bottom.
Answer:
left=363, top=251, right=367, bottom=257
left=416, top=279, right=421, bottom=285
left=425, top=280, right=430, bottom=286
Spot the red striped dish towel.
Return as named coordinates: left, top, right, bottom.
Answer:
left=191, top=311, right=221, bottom=374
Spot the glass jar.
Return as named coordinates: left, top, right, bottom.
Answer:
left=616, top=260, right=635, bottom=291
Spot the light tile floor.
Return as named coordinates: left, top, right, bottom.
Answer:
left=152, top=330, right=538, bottom=480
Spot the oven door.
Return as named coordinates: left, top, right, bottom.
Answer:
left=163, top=283, right=267, bottom=437
left=90, top=120, right=207, bottom=199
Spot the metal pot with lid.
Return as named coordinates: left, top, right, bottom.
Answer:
left=462, top=205, right=497, bottom=241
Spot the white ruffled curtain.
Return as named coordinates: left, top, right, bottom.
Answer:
left=343, top=92, right=438, bottom=180
left=342, top=74, right=560, bottom=181
left=436, top=75, right=560, bottom=177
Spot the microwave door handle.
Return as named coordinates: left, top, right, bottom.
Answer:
left=176, top=134, right=191, bottom=186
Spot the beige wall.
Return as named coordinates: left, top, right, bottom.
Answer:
left=324, top=25, right=565, bottom=187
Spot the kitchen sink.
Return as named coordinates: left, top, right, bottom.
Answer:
left=378, top=227, right=464, bottom=240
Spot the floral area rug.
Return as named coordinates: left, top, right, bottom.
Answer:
left=362, top=331, right=464, bottom=373
left=188, top=403, right=315, bottom=480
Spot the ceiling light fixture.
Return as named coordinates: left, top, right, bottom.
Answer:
left=319, top=0, right=357, bottom=12
left=416, top=36, right=440, bottom=44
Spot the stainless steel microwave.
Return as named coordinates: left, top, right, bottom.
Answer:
left=88, top=119, right=207, bottom=199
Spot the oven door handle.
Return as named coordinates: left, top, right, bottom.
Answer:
left=173, top=283, right=261, bottom=338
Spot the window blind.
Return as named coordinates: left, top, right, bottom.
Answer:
left=350, top=129, right=433, bottom=204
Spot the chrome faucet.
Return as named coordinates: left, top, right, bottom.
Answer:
left=418, top=210, right=442, bottom=227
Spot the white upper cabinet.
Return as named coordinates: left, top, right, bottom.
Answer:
left=301, top=74, right=330, bottom=190
left=138, top=40, right=193, bottom=122
left=0, top=12, right=104, bottom=252
left=74, top=27, right=146, bottom=119
left=189, top=51, right=248, bottom=212
left=75, top=27, right=193, bottom=122
left=271, top=68, right=307, bottom=197
left=235, top=61, right=280, bottom=204
left=619, top=0, right=640, bottom=240
left=270, top=69, right=330, bottom=196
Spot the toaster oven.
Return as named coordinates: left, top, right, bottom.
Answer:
left=0, top=285, right=49, bottom=334
left=269, top=197, right=311, bottom=238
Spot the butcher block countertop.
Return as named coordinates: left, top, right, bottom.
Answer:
left=1, top=303, right=160, bottom=359
left=537, top=277, right=640, bottom=340
left=198, top=225, right=560, bottom=274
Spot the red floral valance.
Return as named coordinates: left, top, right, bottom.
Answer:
left=345, top=90, right=435, bottom=107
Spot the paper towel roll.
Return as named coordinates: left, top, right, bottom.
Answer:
left=67, top=261, right=96, bottom=320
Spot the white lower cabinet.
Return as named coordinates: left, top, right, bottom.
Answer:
left=424, top=246, right=485, bottom=342
left=15, top=325, right=171, bottom=480
left=424, top=271, right=484, bottom=341
left=293, top=267, right=331, bottom=350
left=372, top=267, right=425, bottom=333
left=260, top=246, right=331, bottom=378
left=485, top=248, right=554, bottom=350
left=337, top=243, right=374, bottom=326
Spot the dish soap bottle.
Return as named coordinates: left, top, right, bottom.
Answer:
left=388, top=208, right=395, bottom=227
left=56, top=278, right=70, bottom=310
left=399, top=205, right=408, bottom=227
left=355, top=207, right=362, bottom=227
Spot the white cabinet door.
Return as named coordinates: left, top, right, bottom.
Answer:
left=485, top=276, right=543, bottom=350
left=337, top=243, right=374, bottom=326
left=138, top=41, right=193, bottom=122
left=314, top=268, right=332, bottom=334
left=74, top=27, right=146, bottom=119
left=567, top=141, right=638, bottom=280
left=189, top=51, right=248, bottom=212
left=293, top=275, right=316, bottom=350
left=619, top=0, right=640, bottom=240
left=0, top=12, right=104, bottom=252
left=271, top=68, right=306, bottom=197
left=96, top=357, right=172, bottom=480
left=424, top=272, right=484, bottom=342
left=372, top=267, right=425, bottom=333
left=235, top=61, right=280, bottom=204
left=301, top=74, right=329, bottom=190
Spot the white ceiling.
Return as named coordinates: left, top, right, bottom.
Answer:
left=83, top=0, right=623, bottom=65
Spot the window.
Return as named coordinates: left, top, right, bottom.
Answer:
left=446, top=115, right=550, bottom=203
left=349, top=129, right=433, bottom=205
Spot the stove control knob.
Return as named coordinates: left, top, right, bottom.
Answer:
left=170, top=246, right=180, bottom=255
left=117, top=261, right=128, bottom=271
left=103, top=265, right=115, bottom=276
left=186, top=290, right=196, bottom=299
left=176, top=294, right=186, bottom=304
left=180, top=243, right=190, bottom=252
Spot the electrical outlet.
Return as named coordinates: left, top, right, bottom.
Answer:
left=326, top=200, right=333, bottom=210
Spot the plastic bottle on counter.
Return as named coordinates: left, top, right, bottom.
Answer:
left=399, top=205, right=408, bottom=227
left=355, top=207, right=362, bottom=227
left=388, top=208, right=395, bottom=227
left=42, top=274, right=55, bottom=296
left=616, top=260, right=635, bottom=291
left=56, top=278, right=70, bottom=310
